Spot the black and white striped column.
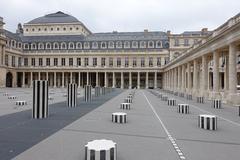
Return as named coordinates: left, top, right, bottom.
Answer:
left=179, top=93, right=184, bottom=97
left=84, top=85, right=92, bottom=102
left=95, top=86, right=101, bottom=97
left=127, top=94, right=133, bottom=99
left=112, top=112, right=127, bottom=123
left=124, top=97, right=132, bottom=103
left=85, top=139, right=117, bottom=160
left=167, top=99, right=176, bottom=106
left=16, top=101, right=27, bottom=106
left=198, top=114, right=217, bottom=130
left=32, top=80, right=49, bottom=119
left=101, top=87, right=106, bottom=95
left=161, top=95, right=168, bottom=101
left=67, top=83, right=77, bottom=107
left=3, top=93, right=9, bottom=96
left=157, top=93, right=163, bottom=98
left=8, top=96, right=17, bottom=99
left=120, top=103, right=131, bottom=110
left=239, top=106, right=240, bottom=116
left=177, top=104, right=189, bottom=114
left=197, top=97, right=204, bottom=103
left=186, top=94, right=192, bottom=100
left=212, top=99, right=221, bottom=109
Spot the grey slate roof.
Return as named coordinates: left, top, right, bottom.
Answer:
left=21, top=35, right=85, bottom=43
left=26, top=11, right=81, bottom=24
left=4, top=29, right=22, bottom=41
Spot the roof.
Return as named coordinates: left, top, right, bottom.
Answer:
left=26, top=11, right=81, bottom=24
left=21, top=35, right=85, bottom=43
left=4, top=29, right=22, bottom=41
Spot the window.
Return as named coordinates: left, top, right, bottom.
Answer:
left=149, top=57, right=153, bottom=67
left=46, top=58, right=50, bottom=66
left=100, top=150, right=106, bottom=160
left=101, top=42, right=107, bottom=49
left=57, top=28, right=60, bottom=31
left=174, top=39, right=179, bottom=46
left=54, top=58, right=58, bottom=66
left=117, top=57, right=121, bottom=67
left=174, top=52, right=180, bottom=58
left=69, top=58, right=73, bottom=66
left=61, top=43, right=67, bottom=49
left=24, top=58, right=28, bottom=66
left=61, top=58, right=65, bottom=66
left=133, top=57, right=137, bottom=67
left=69, top=43, right=74, bottom=49
left=92, top=42, right=98, bottom=49
left=38, top=28, right=41, bottom=31
left=39, top=58, right=42, bottom=66
left=38, top=43, right=44, bottom=49
left=84, top=42, right=90, bottom=49
left=110, top=148, right=114, bottom=160
left=116, top=41, right=122, bottom=48
left=5, top=55, right=8, bottom=66
left=184, top=39, right=189, bottom=46
left=125, top=57, right=129, bottom=67
left=84, top=58, right=89, bottom=66
left=156, top=41, right=161, bottom=48
left=90, top=150, right=95, bottom=160
left=18, top=57, right=22, bottom=67
left=32, top=28, right=35, bottom=31
left=108, top=41, right=114, bottom=48
left=101, top=57, right=105, bottom=67
left=141, top=57, right=145, bottom=67
left=54, top=43, right=59, bottom=49
left=148, top=41, right=154, bottom=48
left=140, top=41, right=146, bottom=48
left=109, top=57, right=113, bottom=67
left=157, top=57, right=161, bottom=67
left=46, top=43, right=51, bottom=49
left=44, top=28, right=47, bottom=31
left=63, top=27, right=66, bottom=31
left=124, top=41, right=130, bottom=48
left=24, top=43, right=29, bottom=49
left=31, top=58, right=35, bottom=66
left=76, top=42, right=82, bottom=49
left=132, top=41, right=138, bottom=48
left=93, top=58, right=97, bottom=67
left=77, top=58, right=81, bottom=66
left=31, top=43, right=36, bottom=50
left=12, top=56, right=15, bottom=67
left=164, top=57, right=169, bottom=64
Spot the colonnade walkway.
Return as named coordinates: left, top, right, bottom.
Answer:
left=12, top=89, right=240, bottom=160
left=0, top=88, right=122, bottom=160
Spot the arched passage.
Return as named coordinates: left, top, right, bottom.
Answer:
left=6, top=72, right=13, bottom=87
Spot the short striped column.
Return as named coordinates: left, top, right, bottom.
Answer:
left=179, top=93, right=184, bottom=97
left=32, top=80, right=49, bottom=119
left=67, top=83, right=77, bottom=107
left=120, top=103, right=131, bottom=110
left=3, top=93, right=9, bottom=96
left=112, top=112, right=127, bottom=123
left=84, top=85, right=92, bottom=102
left=16, top=101, right=27, bottom=106
left=95, top=86, right=101, bottom=97
left=177, top=104, right=189, bottom=114
left=124, top=97, right=132, bottom=103
left=197, top=97, right=204, bottom=103
left=186, top=94, right=192, bottom=100
left=174, top=92, right=178, bottom=96
left=102, top=87, right=106, bottom=95
left=198, top=114, right=217, bottom=130
left=8, top=96, right=17, bottom=99
left=167, top=99, right=176, bottom=106
left=127, top=94, right=133, bottom=99
left=212, top=99, right=221, bottom=109
left=161, top=95, right=168, bottom=101
left=85, top=139, right=117, bottom=160
left=157, top=93, right=163, bottom=98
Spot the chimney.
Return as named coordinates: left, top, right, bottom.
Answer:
left=201, top=28, right=208, bottom=33
left=167, top=30, right=171, bottom=35
left=144, top=29, right=148, bottom=33
left=0, top=17, right=5, bottom=30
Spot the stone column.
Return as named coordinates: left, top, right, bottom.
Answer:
left=201, top=55, right=208, bottom=96
left=154, top=72, right=157, bottom=89
left=38, top=72, right=41, bottom=80
left=104, top=72, right=107, bottom=87
left=137, top=72, right=140, bottom=89
left=187, top=62, right=191, bottom=93
left=224, top=54, right=229, bottom=91
left=22, top=72, right=25, bottom=88
left=54, top=72, right=56, bottom=88
left=174, top=68, right=177, bottom=91
left=62, top=72, right=64, bottom=88
left=96, top=72, right=99, bottom=86
left=145, top=72, right=148, bottom=89
left=193, top=59, right=198, bottom=95
left=178, top=66, right=181, bottom=91
left=30, top=72, right=33, bottom=87
left=87, top=72, right=89, bottom=85
left=213, top=51, right=219, bottom=98
left=78, top=72, right=81, bottom=88
left=121, top=72, right=124, bottom=89
left=70, top=72, right=73, bottom=84
left=181, top=65, right=185, bottom=92
left=113, top=72, right=116, bottom=88
left=129, top=72, right=132, bottom=89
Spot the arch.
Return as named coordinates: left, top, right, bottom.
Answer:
left=6, top=72, right=13, bottom=87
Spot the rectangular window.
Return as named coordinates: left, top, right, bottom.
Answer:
left=149, top=57, right=153, bottom=67
left=157, top=57, right=161, bottom=67
left=141, top=57, right=145, bottom=67
left=46, top=58, right=50, bottom=66
left=109, top=57, right=113, bottom=67
left=77, top=58, right=81, bottom=66
left=18, top=57, right=21, bottom=67
left=5, top=55, right=8, bottom=66
left=174, top=39, right=179, bottom=46
left=93, top=57, right=97, bottom=67
left=184, top=39, right=189, bottom=46
left=125, top=57, right=129, bottom=67
left=101, top=57, right=105, bottom=67
left=61, top=58, right=65, bottom=66
left=54, top=58, right=58, bottom=66
left=31, top=58, right=35, bottom=66
left=12, top=56, right=15, bottom=67
left=84, top=57, right=89, bottom=66
left=69, top=58, right=73, bottom=66
left=39, top=58, right=42, bottom=66
left=117, top=57, right=121, bottom=67
left=133, top=57, right=137, bottom=67
left=24, top=58, right=28, bottom=66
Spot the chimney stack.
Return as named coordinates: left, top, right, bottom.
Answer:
left=0, top=17, right=5, bottom=30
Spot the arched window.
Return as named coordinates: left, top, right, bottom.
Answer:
left=92, top=42, right=98, bottom=49
left=132, top=41, right=138, bottom=48
left=53, top=42, right=59, bottom=49
left=61, top=42, right=67, bottom=49
left=148, top=41, right=154, bottom=48
left=76, top=42, right=82, bottom=49
left=108, top=41, right=114, bottom=48
left=84, top=42, right=90, bottom=49
left=101, top=42, right=107, bottom=48
left=68, top=42, right=74, bottom=49
left=24, top=43, right=29, bottom=49
left=140, top=41, right=146, bottom=48
left=31, top=43, right=36, bottom=50
left=124, top=41, right=130, bottom=48
left=116, top=41, right=122, bottom=48
left=18, top=42, right=22, bottom=49
left=46, top=43, right=51, bottom=49
left=38, top=43, right=44, bottom=49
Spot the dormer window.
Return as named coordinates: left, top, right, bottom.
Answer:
left=63, top=27, right=66, bottom=31
left=140, top=41, right=146, bottom=48
left=44, top=28, right=47, bottom=31
left=108, top=41, right=114, bottom=49
left=84, top=42, right=90, bottom=49
left=132, top=41, right=138, bottom=48
left=70, top=27, right=72, bottom=30
left=38, top=43, right=44, bottom=49
left=46, top=43, right=51, bottom=49
left=116, top=41, right=122, bottom=48
left=76, top=42, right=82, bottom=49
left=24, top=43, right=29, bottom=49
left=32, top=28, right=35, bottom=31
left=69, top=42, right=74, bottom=49
left=18, top=43, right=22, bottom=48
left=51, top=28, right=53, bottom=31
left=76, top=27, right=79, bottom=30
left=61, top=42, right=67, bottom=49
left=31, top=43, right=36, bottom=50
left=54, top=43, right=59, bottom=49
left=101, top=42, right=107, bottom=49
left=38, top=28, right=41, bottom=31
left=92, top=42, right=98, bottom=49
left=124, top=41, right=130, bottom=48
left=26, top=29, right=28, bottom=32
left=57, top=28, right=60, bottom=31
left=156, top=41, right=162, bottom=48
left=148, top=41, right=154, bottom=48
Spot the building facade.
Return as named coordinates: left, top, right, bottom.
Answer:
left=0, top=11, right=240, bottom=104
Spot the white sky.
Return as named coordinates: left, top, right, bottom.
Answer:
left=1, top=0, right=239, bottom=33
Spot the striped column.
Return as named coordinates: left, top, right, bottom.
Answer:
left=112, top=112, right=127, bottom=123
left=32, top=80, right=49, bottom=119
left=174, top=92, right=178, bottom=96
left=85, top=139, right=117, bottom=160
left=198, top=114, right=217, bottom=130
left=186, top=94, right=192, bottom=100
left=95, top=86, right=101, bottom=97
left=177, top=104, right=189, bottom=114
left=84, top=85, right=92, bottom=102
left=120, top=103, right=131, bottom=110
left=8, top=96, right=17, bottom=99
left=167, top=99, right=176, bottom=106
left=179, top=93, right=184, bottom=97
left=161, top=95, right=168, bottom=101
left=67, top=83, right=77, bottom=107
left=197, top=97, right=204, bottom=103
left=212, top=99, right=221, bottom=109
left=239, top=106, right=240, bottom=116
left=102, top=87, right=106, bottom=95
left=124, top=97, right=132, bottom=103
left=16, top=101, right=27, bottom=106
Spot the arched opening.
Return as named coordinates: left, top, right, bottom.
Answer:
left=6, top=72, right=13, bottom=87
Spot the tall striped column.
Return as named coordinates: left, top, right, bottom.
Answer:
left=95, top=86, right=101, bottom=97
left=84, top=85, right=92, bottom=102
left=32, top=80, right=49, bottom=119
left=67, top=83, right=77, bottom=107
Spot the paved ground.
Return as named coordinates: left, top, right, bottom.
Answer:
left=1, top=88, right=240, bottom=160
left=0, top=88, right=121, bottom=160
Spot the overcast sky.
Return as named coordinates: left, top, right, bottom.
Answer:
left=1, top=0, right=239, bottom=34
